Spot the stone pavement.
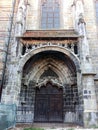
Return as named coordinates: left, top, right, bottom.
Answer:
left=9, top=127, right=98, bottom=130
left=9, top=124, right=98, bottom=130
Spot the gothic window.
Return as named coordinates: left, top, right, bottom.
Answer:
left=41, top=0, right=60, bottom=29
left=96, top=0, right=98, bottom=23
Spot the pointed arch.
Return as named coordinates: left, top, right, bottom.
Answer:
left=18, top=46, right=80, bottom=73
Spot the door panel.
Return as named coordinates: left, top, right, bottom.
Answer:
left=34, top=97, right=48, bottom=122
left=49, top=95, right=63, bottom=122
left=34, top=83, right=63, bottom=122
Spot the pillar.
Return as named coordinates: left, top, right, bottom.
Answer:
left=74, top=0, right=98, bottom=127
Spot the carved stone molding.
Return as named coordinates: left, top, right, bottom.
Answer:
left=35, top=76, right=63, bottom=88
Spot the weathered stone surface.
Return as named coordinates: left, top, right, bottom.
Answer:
left=0, top=0, right=98, bottom=128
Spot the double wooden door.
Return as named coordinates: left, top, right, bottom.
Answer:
left=34, top=83, right=63, bottom=122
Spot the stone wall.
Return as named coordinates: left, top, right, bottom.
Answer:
left=0, top=0, right=98, bottom=128
left=26, top=0, right=74, bottom=30
left=83, top=0, right=98, bottom=73
left=25, top=0, right=98, bottom=72
left=0, top=0, right=13, bottom=83
left=0, top=0, right=19, bottom=102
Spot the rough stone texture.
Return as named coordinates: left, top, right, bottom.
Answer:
left=8, top=123, right=98, bottom=130
left=0, top=0, right=13, bottom=81
left=9, top=128, right=98, bottom=130
left=0, top=0, right=98, bottom=128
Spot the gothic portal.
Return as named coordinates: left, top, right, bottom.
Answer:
left=0, top=0, right=98, bottom=128
left=16, top=49, right=82, bottom=124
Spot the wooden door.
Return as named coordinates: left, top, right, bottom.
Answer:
left=34, top=83, right=63, bottom=122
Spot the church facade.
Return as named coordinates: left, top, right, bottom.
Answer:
left=0, top=0, right=98, bottom=127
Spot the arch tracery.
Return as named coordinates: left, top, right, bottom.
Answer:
left=21, top=49, right=78, bottom=88
left=18, top=46, right=80, bottom=72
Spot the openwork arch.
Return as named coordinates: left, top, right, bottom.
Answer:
left=18, top=46, right=80, bottom=72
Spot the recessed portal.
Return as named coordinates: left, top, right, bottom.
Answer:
left=17, top=50, right=83, bottom=125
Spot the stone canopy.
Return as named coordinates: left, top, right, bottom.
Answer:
left=19, top=30, right=79, bottom=45
left=20, top=29, right=79, bottom=38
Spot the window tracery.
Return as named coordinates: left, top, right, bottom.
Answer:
left=41, top=0, right=60, bottom=29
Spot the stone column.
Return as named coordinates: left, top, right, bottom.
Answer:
left=73, top=0, right=84, bottom=31
left=78, top=15, right=93, bottom=73
left=83, top=75, right=97, bottom=127
left=15, top=0, right=27, bottom=36
left=13, top=0, right=28, bottom=56
left=74, top=0, right=98, bottom=127
left=71, top=1, right=76, bottom=29
left=12, top=0, right=28, bottom=58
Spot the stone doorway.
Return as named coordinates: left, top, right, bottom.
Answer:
left=16, top=50, right=83, bottom=125
left=34, top=82, right=63, bottom=122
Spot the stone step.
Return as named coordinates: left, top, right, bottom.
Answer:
left=9, top=123, right=82, bottom=130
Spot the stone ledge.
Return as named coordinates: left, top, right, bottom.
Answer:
left=18, top=30, right=79, bottom=38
